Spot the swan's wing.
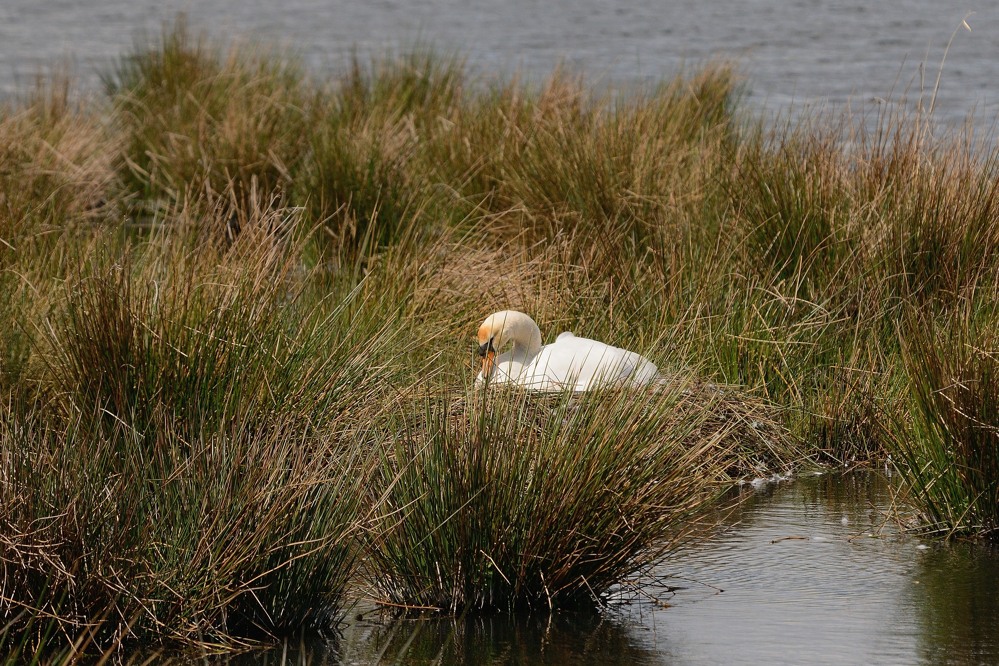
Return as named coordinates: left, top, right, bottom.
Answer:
left=555, top=331, right=575, bottom=341
left=526, top=337, right=655, bottom=390
left=624, top=352, right=661, bottom=384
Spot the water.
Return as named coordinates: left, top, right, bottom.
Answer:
left=241, top=473, right=999, bottom=665
left=2, top=1, right=999, bottom=127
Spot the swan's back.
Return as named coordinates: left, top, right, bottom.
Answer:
left=520, top=333, right=659, bottom=391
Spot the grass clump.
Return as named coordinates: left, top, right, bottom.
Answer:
left=0, top=76, right=120, bottom=396
left=367, top=378, right=780, bottom=614
left=45, top=204, right=372, bottom=438
left=106, top=17, right=313, bottom=215
left=1, top=407, right=370, bottom=653
left=2, top=197, right=395, bottom=653
left=890, top=304, right=999, bottom=538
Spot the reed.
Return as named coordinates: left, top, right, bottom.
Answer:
left=105, top=16, right=313, bottom=215
left=2, top=198, right=396, bottom=653
left=890, top=303, right=999, bottom=537
left=366, top=376, right=788, bottom=614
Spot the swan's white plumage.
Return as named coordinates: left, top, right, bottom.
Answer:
left=475, top=310, right=660, bottom=391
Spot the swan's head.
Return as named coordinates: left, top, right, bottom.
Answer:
left=476, top=312, right=505, bottom=377
left=476, top=310, right=543, bottom=378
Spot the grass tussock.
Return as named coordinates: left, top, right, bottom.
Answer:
left=106, top=16, right=313, bottom=217
left=890, top=303, right=999, bottom=538
left=2, top=200, right=401, bottom=654
left=45, top=204, right=387, bottom=438
left=368, top=377, right=774, bottom=614
left=1, top=407, right=370, bottom=651
left=5, top=13, right=999, bottom=658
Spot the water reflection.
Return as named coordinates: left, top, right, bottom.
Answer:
left=223, top=610, right=661, bottom=666
left=914, top=541, right=999, bottom=665
left=636, top=473, right=927, bottom=665
left=343, top=611, right=660, bottom=666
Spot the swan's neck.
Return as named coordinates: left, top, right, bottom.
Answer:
left=509, top=320, right=543, bottom=361
left=510, top=339, right=538, bottom=362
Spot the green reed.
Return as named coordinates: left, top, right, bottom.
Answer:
left=367, top=381, right=737, bottom=613
left=891, top=303, right=999, bottom=537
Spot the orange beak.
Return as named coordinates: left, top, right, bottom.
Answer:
left=477, top=333, right=496, bottom=377
left=481, top=350, right=496, bottom=377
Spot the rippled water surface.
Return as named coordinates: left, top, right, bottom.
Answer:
left=237, top=473, right=999, bottom=665
left=3, top=1, right=999, bottom=125
left=642, top=473, right=999, bottom=665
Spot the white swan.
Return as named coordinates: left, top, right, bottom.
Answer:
left=474, top=310, right=661, bottom=391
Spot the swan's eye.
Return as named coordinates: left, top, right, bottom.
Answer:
left=477, top=339, right=495, bottom=357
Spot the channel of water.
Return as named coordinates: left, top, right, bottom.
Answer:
left=228, top=473, right=999, bottom=665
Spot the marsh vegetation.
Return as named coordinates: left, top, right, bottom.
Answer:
left=3, top=18, right=999, bottom=661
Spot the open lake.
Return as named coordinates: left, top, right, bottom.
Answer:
left=2, top=1, right=999, bottom=128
